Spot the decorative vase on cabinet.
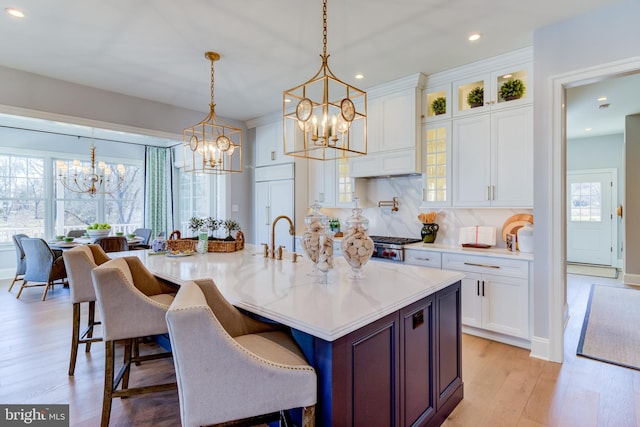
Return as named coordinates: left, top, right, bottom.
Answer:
left=421, top=223, right=439, bottom=243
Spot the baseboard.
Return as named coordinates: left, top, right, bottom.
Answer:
left=529, top=336, right=550, bottom=361
left=623, top=272, right=640, bottom=286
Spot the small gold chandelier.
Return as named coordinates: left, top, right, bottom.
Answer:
left=283, top=0, right=367, bottom=161
left=184, top=52, right=242, bottom=174
left=57, top=132, right=125, bottom=196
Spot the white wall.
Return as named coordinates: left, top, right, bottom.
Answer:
left=533, top=0, right=640, bottom=360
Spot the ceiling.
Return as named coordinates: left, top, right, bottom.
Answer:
left=0, top=0, right=634, bottom=140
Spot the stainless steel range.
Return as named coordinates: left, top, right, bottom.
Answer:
left=369, top=236, right=422, bottom=262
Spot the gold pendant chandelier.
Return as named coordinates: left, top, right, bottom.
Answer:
left=184, top=52, right=243, bottom=174
left=57, top=131, right=125, bottom=196
left=283, top=0, right=367, bottom=161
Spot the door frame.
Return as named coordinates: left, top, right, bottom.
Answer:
left=548, top=57, right=640, bottom=363
left=566, top=168, right=618, bottom=267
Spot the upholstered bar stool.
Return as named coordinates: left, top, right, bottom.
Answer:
left=62, top=244, right=111, bottom=376
left=91, top=257, right=178, bottom=427
left=8, top=233, right=28, bottom=292
left=166, top=279, right=316, bottom=427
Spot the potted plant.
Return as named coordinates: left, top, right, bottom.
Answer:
left=206, top=217, right=221, bottom=238
left=431, top=96, right=446, bottom=115
left=499, top=78, right=525, bottom=101
left=222, top=219, right=241, bottom=241
left=467, top=86, right=484, bottom=108
left=188, top=217, right=205, bottom=236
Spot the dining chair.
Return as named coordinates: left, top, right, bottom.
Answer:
left=62, top=244, right=111, bottom=376
left=94, top=236, right=129, bottom=253
left=18, top=238, right=67, bottom=301
left=130, top=228, right=152, bottom=249
left=67, top=229, right=87, bottom=238
left=91, top=256, right=178, bottom=427
left=8, top=233, right=28, bottom=293
left=165, top=279, right=316, bottom=427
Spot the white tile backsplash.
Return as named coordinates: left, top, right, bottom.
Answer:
left=321, top=175, right=532, bottom=249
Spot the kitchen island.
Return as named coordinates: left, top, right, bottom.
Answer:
left=113, top=245, right=465, bottom=427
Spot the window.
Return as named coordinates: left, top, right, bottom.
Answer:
left=54, top=159, right=144, bottom=235
left=177, top=171, right=224, bottom=236
left=0, top=155, right=46, bottom=241
left=570, top=182, right=602, bottom=222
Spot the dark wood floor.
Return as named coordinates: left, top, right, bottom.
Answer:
left=1, top=273, right=639, bottom=426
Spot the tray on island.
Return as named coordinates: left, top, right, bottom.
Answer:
left=461, top=243, right=492, bottom=249
left=166, top=230, right=244, bottom=253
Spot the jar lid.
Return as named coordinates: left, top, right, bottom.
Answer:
left=305, top=202, right=329, bottom=227
left=345, top=206, right=369, bottom=231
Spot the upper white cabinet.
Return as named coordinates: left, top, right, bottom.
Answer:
left=255, top=121, right=293, bottom=168
left=349, top=74, right=426, bottom=178
left=423, top=47, right=533, bottom=208
left=452, top=107, right=533, bottom=207
left=308, top=158, right=366, bottom=208
left=452, top=63, right=532, bottom=118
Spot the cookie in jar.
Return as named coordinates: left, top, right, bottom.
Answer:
left=341, top=204, right=373, bottom=279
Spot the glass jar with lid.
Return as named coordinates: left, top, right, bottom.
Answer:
left=301, top=202, right=334, bottom=280
left=340, top=204, right=374, bottom=279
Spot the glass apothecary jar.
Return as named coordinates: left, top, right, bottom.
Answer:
left=340, top=206, right=374, bottom=279
left=301, top=203, right=334, bottom=280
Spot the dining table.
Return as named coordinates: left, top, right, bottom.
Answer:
left=48, top=236, right=144, bottom=250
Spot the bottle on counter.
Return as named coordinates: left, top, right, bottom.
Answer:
left=341, top=202, right=374, bottom=279
left=301, top=202, right=334, bottom=280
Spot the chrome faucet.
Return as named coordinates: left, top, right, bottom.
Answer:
left=271, top=215, right=295, bottom=259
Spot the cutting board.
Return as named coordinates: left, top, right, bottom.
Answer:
left=501, top=214, right=533, bottom=242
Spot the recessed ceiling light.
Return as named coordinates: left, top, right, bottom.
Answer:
left=502, top=74, right=512, bottom=79
left=597, top=96, right=607, bottom=101
left=585, top=128, right=592, bottom=132
left=468, top=33, right=481, bottom=41
left=354, top=74, right=364, bottom=80
left=5, top=7, right=25, bottom=18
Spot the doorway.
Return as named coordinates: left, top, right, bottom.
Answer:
left=566, top=169, right=617, bottom=266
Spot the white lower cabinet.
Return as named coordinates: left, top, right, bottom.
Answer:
left=442, top=253, right=529, bottom=343
left=404, top=248, right=441, bottom=269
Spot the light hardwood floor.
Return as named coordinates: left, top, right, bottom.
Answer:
left=1, top=273, right=639, bottom=426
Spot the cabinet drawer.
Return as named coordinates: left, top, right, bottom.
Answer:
left=442, top=253, right=528, bottom=279
left=405, top=249, right=441, bottom=268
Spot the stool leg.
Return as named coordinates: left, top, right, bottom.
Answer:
left=86, top=301, right=96, bottom=353
left=302, top=405, right=315, bottom=427
left=122, top=340, right=132, bottom=391
left=69, top=303, right=80, bottom=376
left=101, top=340, right=115, bottom=427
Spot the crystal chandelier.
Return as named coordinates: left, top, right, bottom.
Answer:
left=57, top=131, right=125, bottom=196
left=184, top=52, right=242, bottom=174
left=283, top=0, right=367, bottom=161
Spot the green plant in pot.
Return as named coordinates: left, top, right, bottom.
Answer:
left=223, top=219, right=241, bottom=241
left=499, top=78, right=525, bottom=101
left=431, top=96, right=446, bottom=115
left=467, top=86, right=484, bottom=108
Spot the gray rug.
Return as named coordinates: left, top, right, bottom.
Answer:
left=567, top=263, right=618, bottom=279
left=577, top=284, right=640, bottom=370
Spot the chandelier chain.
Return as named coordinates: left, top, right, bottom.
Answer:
left=210, top=56, right=215, bottom=107
left=322, top=0, right=327, bottom=58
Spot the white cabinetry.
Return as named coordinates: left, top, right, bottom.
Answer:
left=349, top=74, right=425, bottom=178
left=404, top=248, right=441, bottom=269
left=442, top=253, right=529, bottom=342
left=452, top=63, right=532, bottom=117
left=422, top=122, right=451, bottom=206
left=452, top=106, right=533, bottom=207
left=308, top=158, right=366, bottom=208
left=254, top=164, right=295, bottom=251
left=255, top=121, right=293, bottom=167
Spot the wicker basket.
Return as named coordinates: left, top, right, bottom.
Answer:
left=166, top=230, right=244, bottom=253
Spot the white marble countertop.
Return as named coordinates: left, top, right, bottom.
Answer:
left=112, top=244, right=464, bottom=342
left=404, top=242, right=534, bottom=261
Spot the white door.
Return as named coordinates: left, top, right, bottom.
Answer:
left=567, top=169, right=616, bottom=266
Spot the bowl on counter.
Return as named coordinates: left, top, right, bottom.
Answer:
left=86, top=229, right=111, bottom=240
left=63, top=237, right=75, bottom=243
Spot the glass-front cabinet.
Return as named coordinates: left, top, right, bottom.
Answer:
left=453, top=63, right=532, bottom=117
left=422, top=122, right=451, bottom=206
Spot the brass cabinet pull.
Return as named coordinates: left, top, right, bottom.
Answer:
left=464, top=262, right=500, bottom=269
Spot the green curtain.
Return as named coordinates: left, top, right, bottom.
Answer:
left=144, top=146, right=174, bottom=238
